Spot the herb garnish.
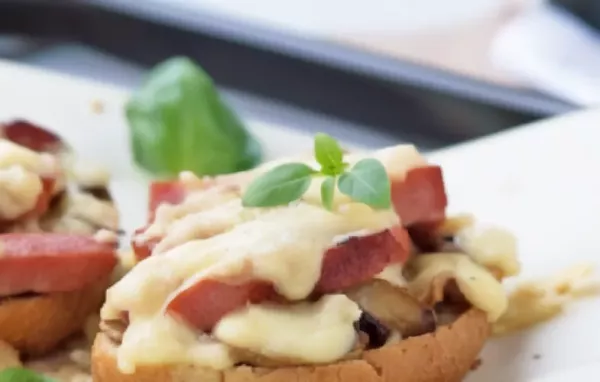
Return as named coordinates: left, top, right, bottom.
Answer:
left=242, top=133, right=391, bottom=210
left=0, top=368, right=56, bottom=382
left=126, top=57, right=262, bottom=177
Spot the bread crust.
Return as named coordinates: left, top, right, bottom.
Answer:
left=0, top=277, right=110, bottom=356
left=92, top=309, right=489, bottom=382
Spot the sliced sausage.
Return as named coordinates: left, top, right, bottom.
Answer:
left=0, top=233, right=117, bottom=296
left=166, top=228, right=411, bottom=332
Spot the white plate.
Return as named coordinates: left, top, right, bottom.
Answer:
left=0, top=59, right=598, bottom=381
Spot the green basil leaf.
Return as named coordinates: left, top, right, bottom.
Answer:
left=0, top=368, right=56, bottom=382
left=314, top=133, right=344, bottom=176
left=320, top=176, right=336, bottom=211
left=126, top=57, right=262, bottom=177
left=242, top=163, right=316, bottom=207
left=337, top=159, right=391, bottom=209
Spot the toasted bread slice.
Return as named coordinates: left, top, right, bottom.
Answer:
left=0, top=277, right=110, bottom=357
left=92, top=309, right=489, bottom=382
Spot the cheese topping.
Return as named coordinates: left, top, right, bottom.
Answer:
left=106, top=201, right=396, bottom=371
left=108, top=202, right=398, bottom=309
left=0, top=139, right=58, bottom=220
left=0, top=139, right=57, bottom=175
left=136, top=186, right=240, bottom=249
left=214, top=295, right=361, bottom=364
left=375, top=263, right=407, bottom=287
left=424, top=214, right=520, bottom=279
left=37, top=190, right=120, bottom=235
left=69, top=160, right=111, bottom=188
left=140, top=144, right=427, bottom=253
left=0, top=166, right=43, bottom=220
left=104, top=145, right=428, bottom=372
left=117, top=314, right=233, bottom=373
left=456, top=224, right=520, bottom=278
left=407, top=253, right=508, bottom=321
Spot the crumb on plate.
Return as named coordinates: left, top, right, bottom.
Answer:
left=493, top=263, right=600, bottom=336
left=90, top=99, right=104, bottom=114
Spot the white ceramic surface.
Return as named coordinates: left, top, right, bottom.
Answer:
left=0, top=59, right=598, bottom=381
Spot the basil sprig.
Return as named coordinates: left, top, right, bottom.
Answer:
left=0, top=368, right=56, bottom=382
left=126, top=57, right=262, bottom=177
left=242, top=133, right=391, bottom=210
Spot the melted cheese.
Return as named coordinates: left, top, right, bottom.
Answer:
left=69, top=160, right=110, bottom=187
left=105, top=201, right=397, bottom=372
left=140, top=144, right=426, bottom=254
left=69, top=192, right=120, bottom=230
left=407, top=253, right=508, bottom=321
left=0, top=139, right=59, bottom=220
left=456, top=224, right=520, bottom=278
left=214, top=295, right=361, bottom=364
left=0, top=166, right=43, bottom=220
left=117, top=314, right=233, bottom=373
left=137, top=186, right=240, bottom=249
left=0, top=139, right=57, bottom=175
left=105, top=146, right=427, bottom=372
left=39, top=191, right=120, bottom=235
left=108, top=202, right=398, bottom=315
left=375, top=263, right=407, bottom=287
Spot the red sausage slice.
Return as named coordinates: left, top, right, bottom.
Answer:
left=0, top=233, right=118, bottom=296
left=393, top=166, right=447, bottom=226
left=166, top=228, right=411, bottom=332
left=1, top=120, right=65, bottom=153
left=148, top=181, right=187, bottom=222
left=128, top=181, right=188, bottom=260
left=167, top=280, right=279, bottom=332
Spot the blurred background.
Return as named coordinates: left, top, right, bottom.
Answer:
left=0, top=0, right=598, bottom=148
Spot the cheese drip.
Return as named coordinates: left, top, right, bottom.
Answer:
left=104, top=201, right=398, bottom=372
left=0, top=139, right=58, bottom=220
left=102, top=145, right=431, bottom=372
left=214, top=295, right=361, bottom=364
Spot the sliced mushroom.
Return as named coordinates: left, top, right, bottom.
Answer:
left=80, top=186, right=112, bottom=202
left=354, top=311, right=390, bottom=349
left=99, top=319, right=127, bottom=345
left=346, top=279, right=436, bottom=338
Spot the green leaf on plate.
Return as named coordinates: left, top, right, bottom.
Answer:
left=242, top=163, right=316, bottom=207
left=0, top=368, right=56, bottom=382
left=314, top=133, right=344, bottom=176
left=320, top=176, right=336, bottom=210
left=337, top=158, right=391, bottom=209
left=126, top=56, right=262, bottom=178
